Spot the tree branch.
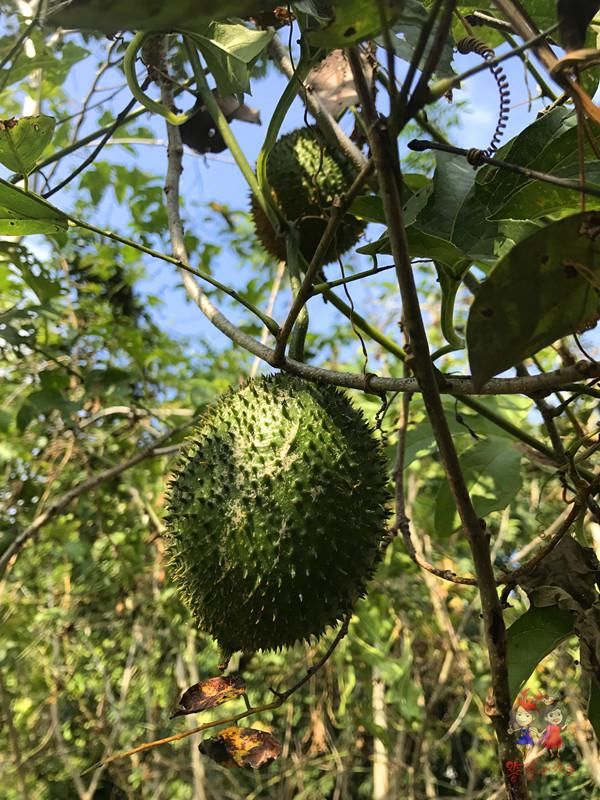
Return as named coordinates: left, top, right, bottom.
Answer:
left=0, top=424, right=187, bottom=578
left=408, top=139, right=600, bottom=197
left=348, top=44, right=530, bottom=798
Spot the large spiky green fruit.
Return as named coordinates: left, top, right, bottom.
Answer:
left=165, top=375, right=390, bottom=655
left=251, top=128, right=366, bottom=266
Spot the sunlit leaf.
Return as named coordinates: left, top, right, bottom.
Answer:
left=467, top=212, right=600, bottom=388
left=49, top=0, right=281, bottom=32
left=0, top=177, right=68, bottom=235
left=0, top=115, right=55, bottom=175
left=308, top=0, right=405, bottom=46
left=170, top=675, right=246, bottom=718
left=489, top=162, right=600, bottom=220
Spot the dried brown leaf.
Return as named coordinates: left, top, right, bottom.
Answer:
left=198, top=726, right=282, bottom=769
left=170, top=675, right=246, bottom=718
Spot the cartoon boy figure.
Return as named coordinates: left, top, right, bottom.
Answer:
left=539, top=702, right=567, bottom=758
left=509, top=694, right=539, bottom=755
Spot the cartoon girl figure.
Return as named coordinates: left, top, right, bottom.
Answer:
left=539, top=702, right=567, bottom=758
left=509, top=694, right=539, bottom=755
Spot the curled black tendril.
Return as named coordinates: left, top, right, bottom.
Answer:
left=457, top=36, right=511, bottom=165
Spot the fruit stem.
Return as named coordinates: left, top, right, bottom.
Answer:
left=123, top=32, right=193, bottom=126
left=183, top=37, right=276, bottom=227
left=286, top=235, right=309, bottom=362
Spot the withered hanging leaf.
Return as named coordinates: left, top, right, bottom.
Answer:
left=305, top=49, right=373, bottom=118
left=519, top=536, right=600, bottom=611
left=199, top=726, right=282, bottom=769
left=557, top=0, right=600, bottom=51
left=170, top=674, right=246, bottom=718
left=575, top=603, right=600, bottom=682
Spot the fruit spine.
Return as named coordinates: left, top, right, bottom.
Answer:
left=165, top=375, right=390, bottom=655
left=251, top=127, right=366, bottom=266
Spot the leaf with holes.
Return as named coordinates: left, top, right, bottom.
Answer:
left=170, top=675, right=246, bottom=718
left=0, top=177, right=68, bottom=235
left=506, top=606, right=575, bottom=701
left=0, top=115, right=55, bottom=175
left=308, top=0, right=406, bottom=46
left=467, top=212, right=600, bottom=389
left=199, top=726, right=282, bottom=769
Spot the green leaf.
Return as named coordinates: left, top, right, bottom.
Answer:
left=415, top=151, right=498, bottom=261
left=387, top=0, right=455, bottom=79
left=477, top=107, right=600, bottom=218
left=351, top=176, right=431, bottom=227
left=190, top=23, right=273, bottom=95
left=358, top=225, right=469, bottom=271
left=434, top=437, right=522, bottom=537
left=467, top=212, right=600, bottom=388
left=49, top=0, right=281, bottom=32
left=0, top=115, right=55, bottom=175
left=84, top=367, right=132, bottom=390
left=0, top=177, right=68, bottom=235
left=308, top=0, right=405, bottom=46
left=489, top=161, right=600, bottom=221
left=589, top=681, right=600, bottom=741
left=506, top=606, right=575, bottom=701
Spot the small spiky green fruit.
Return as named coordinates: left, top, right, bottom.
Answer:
left=166, top=375, right=390, bottom=655
left=251, top=127, right=366, bottom=266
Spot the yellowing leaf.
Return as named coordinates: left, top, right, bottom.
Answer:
left=199, top=726, right=282, bottom=769
left=0, top=115, right=55, bottom=175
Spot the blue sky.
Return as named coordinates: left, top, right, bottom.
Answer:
left=5, top=24, right=574, bottom=362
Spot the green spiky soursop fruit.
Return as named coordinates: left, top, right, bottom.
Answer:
left=166, top=375, right=390, bottom=655
left=251, top=128, right=366, bottom=266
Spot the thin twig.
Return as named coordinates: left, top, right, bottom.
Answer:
left=0, top=424, right=188, bottom=578
left=270, top=616, right=351, bottom=701
left=404, top=0, right=457, bottom=120
left=348, top=42, right=530, bottom=799
left=43, top=86, right=148, bottom=199
left=273, top=160, right=374, bottom=364
left=408, top=139, right=600, bottom=197
left=501, top=501, right=583, bottom=585
left=92, top=617, right=351, bottom=770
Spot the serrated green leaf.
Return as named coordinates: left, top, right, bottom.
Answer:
left=0, top=115, right=55, bottom=175
left=434, top=436, right=522, bottom=537
left=467, top=211, right=600, bottom=388
left=506, top=606, right=575, bottom=701
left=0, top=177, right=68, bottom=235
